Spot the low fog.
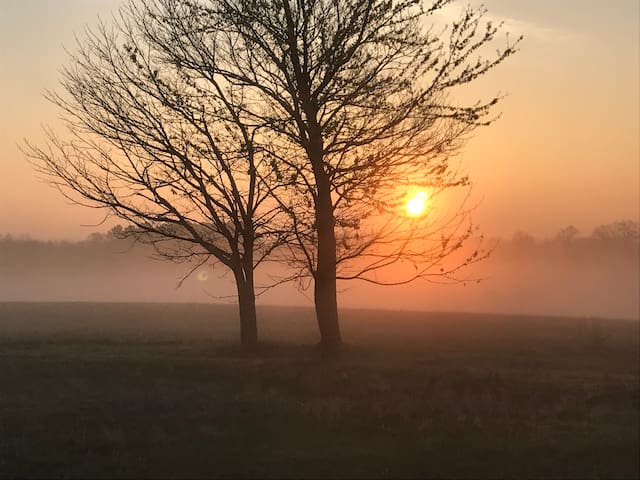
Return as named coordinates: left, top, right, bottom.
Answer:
left=1, top=222, right=638, bottom=320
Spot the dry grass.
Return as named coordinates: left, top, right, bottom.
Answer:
left=0, top=302, right=638, bottom=478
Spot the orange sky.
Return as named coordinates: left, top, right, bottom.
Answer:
left=1, top=0, right=638, bottom=240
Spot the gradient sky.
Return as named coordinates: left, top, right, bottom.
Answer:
left=1, top=0, right=638, bottom=240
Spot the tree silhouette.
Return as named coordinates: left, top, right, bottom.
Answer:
left=24, top=7, right=289, bottom=348
left=592, top=221, right=640, bottom=242
left=142, top=0, right=520, bottom=352
left=554, top=225, right=580, bottom=245
left=26, top=0, right=519, bottom=354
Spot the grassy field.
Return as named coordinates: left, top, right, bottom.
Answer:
left=0, top=302, right=638, bottom=478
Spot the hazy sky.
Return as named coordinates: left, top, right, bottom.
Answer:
left=1, top=0, right=638, bottom=240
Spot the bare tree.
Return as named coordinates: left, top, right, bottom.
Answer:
left=142, top=0, right=520, bottom=352
left=24, top=5, right=287, bottom=349
left=592, top=221, right=640, bottom=242
left=26, top=0, right=519, bottom=353
left=554, top=225, right=579, bottom=245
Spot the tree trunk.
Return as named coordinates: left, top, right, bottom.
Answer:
left=314, top=224, right=342, bottom=355
left=235, top=269, right=258, bottom=350
left=311, top=149, right=342, bottom=355
left=290, top=38, right=342, bottom=353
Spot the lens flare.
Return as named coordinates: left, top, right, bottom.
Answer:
left=196, top=271, right=209, bottom=282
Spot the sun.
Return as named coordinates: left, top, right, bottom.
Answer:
left=405, top=191, right=428, bottom=217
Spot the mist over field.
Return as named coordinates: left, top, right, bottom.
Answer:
left=1, top=225, right=637, bottom=319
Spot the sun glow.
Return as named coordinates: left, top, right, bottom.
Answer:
left=405, top=191, right=428, bottom=217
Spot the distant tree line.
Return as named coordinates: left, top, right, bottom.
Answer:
left=509, top=220, right=640, bottom=248
left=2, top=221, right=638, bottom=319
left=2, top=219, right=637, bottom=267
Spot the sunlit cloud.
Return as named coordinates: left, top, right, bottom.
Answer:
left=432, top=5, right=582, bottom=44
left=491, top=15, right=582, bottom=43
